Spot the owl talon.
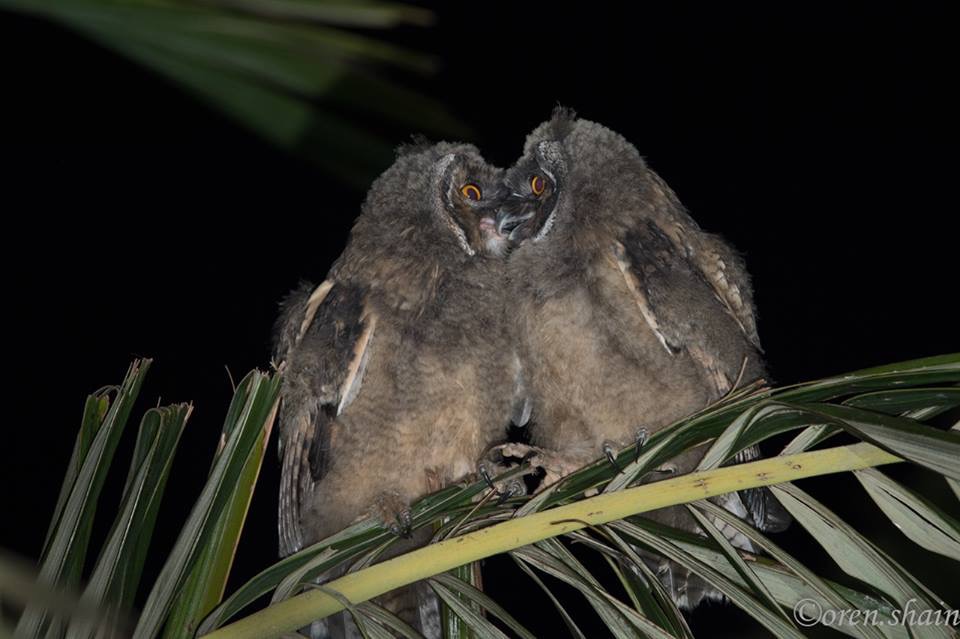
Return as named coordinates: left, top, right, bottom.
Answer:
left=633, top=428, right=649, bottom=462
left=478, top=461, right=526, bottom=504
left=495, top=479, right=525, bottom=505
left=478, top=462, right=497, bottom=491
left=388, top=509, right=413, bottom=539
left=602, top=441, right=623, bottom=473
left=375, top=492, right=413, bottom=538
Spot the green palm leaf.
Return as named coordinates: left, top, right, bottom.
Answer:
left=66, top=404, right=191, bottom=639
left=16, top=360, right=151, bottom=638
left=201, top=354, right=959, bottom=639
left=0, top=0, right=464, bottom=185
left=7, top=355, right=959, bottom=639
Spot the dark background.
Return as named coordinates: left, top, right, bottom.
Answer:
left=2, top=3, right=957, bottom=637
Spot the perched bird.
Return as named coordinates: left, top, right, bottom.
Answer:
left=497, top=109, right=788, bottom=608
left=273, top=141, right=515, bottom=636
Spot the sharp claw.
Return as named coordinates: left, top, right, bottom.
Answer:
left=602, top=441, right=623, bottom=473
left=495, top=479, right=524, bottom=505
left=390, top=510, right=413, bottom=539
left=478, top=463, right=497, bottom=491
left=634, top=427, right=649, bottom=462
left=480, top=461, right=526, bottom=505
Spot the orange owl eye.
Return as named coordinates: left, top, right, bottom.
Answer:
left=531, top=174, right=546, bottom=196
left=460, top=184, right=481, bottom=201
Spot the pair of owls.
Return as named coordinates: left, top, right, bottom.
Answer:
left=274, top=109, right=785, bottom=636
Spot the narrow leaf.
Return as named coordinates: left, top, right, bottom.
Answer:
left=428, top=579, right=509, bottom=639
left=854, top=468, right=960, bottom=561
left=17, top=360, right=150, bottom=638
left=510, top=555, right=587, bottom=639
left=432, top=573, right=536, bottom=639
left=800, top=403, right=960, bottom=480
left=597, top=526, right=694, bottom=639
left=692, top=500, right=886, bottom=639
left=947, top=423, right=960, bottom=501
left=42, top=392, right=112, bottom=557
left=843, top=388, right=960, bottom=419
left=134, top=370, right=279, bottom=639
left=66, top=404, right=190, bottom=639
left=163, top=379, right=279, bottom=638
left=684, top=504, right=791, bottom=624
left=769, top=483, right=954, bottom=639
left=610, top=519, right=805, bottom=639
left=512, top=545, right=670, bottom=639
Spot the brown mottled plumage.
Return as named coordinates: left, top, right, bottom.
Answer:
left=498, top=110, right=788, bottom=609
left=274, top=142, right=514, bottom=636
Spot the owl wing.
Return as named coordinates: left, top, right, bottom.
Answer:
left=273, top=279, right=377, bottom=556
left=647, top=173, right=761, bottom=351
left=611, top=219, right=744, bottom=396
left=682, top=231, right=760, bottom=351
left=611, top=221, right=789, bottom=533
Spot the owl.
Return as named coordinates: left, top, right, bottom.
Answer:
left=497, top=109, right=788, bottom=608
left=273, top=141, right=515, bottom=636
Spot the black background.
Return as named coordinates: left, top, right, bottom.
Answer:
left=2, top=3, right=958, bottom=637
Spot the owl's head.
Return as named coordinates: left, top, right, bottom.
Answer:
left=497, top=107, right=653, bottom=245
left=358, top=141, right=510, bottom=260
left=496, top=136, right=568, bottom=244
left=433, top=148, right=512, bottom=258
left=495, top=107, right=578, bottom=244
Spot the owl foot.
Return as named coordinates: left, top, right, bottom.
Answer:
left=477, top=461, right=527, bottom=505
left=389, top=511, right=413, bottom=539
left=602, top=440, right=623, bottom=473
left=603, top=428, right=650, bottom=471
left=374, top=492, right=413, bottom=539
left=491, top=442, right=583, bottom=488
left=495, top=478, right=526, bottom=505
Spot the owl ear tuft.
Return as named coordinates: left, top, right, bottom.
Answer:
left=396, top=134, right=433, bottom=158
left=550, top=105, right=577, bottom=139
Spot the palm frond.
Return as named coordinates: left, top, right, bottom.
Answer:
left=200, top=354, right=959, bottom=639
left=6, top=355, right=958, bottom=638
left=16, top=361, right=151, bottom=638
left=0, top=0, right=464, bottom=185
left=4, top=360, right=280, bottom=639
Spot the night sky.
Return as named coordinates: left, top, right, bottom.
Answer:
left=2, top=3, right=957, bottom=637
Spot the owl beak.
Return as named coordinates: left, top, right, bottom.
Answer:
left=495, top=204, right=535, bottom=240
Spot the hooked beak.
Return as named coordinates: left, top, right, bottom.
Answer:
left=495, top=199, right=535, bottom=240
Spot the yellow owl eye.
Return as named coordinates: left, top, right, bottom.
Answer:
left=460, top=184, right=481, bottom=201
left=531, top=174, right=546, bottom=196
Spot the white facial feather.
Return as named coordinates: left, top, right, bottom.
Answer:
left=434, top=153, right=476, bottom=257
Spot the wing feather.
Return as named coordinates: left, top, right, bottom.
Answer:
left=612, top=220, right=748, bottom=398
left=610, top=241, right=678, bottom=356
left=647, top=172, right=761, bottom=350
left=273, top=279, right=374, bottom=555
left=692, top=234, right=761, bottom=351
left=337, top=314, right=376, bottom=415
